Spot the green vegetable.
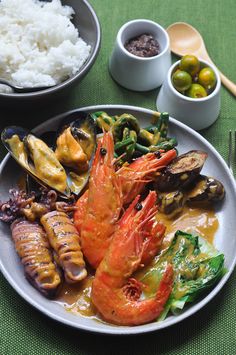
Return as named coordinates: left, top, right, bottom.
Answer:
left=140, top=231, right=225, bottom=320
left=138, top=129, right=154, bottom=146
left=125, top=130, right=137, bottom=160
left=112, top=114, right=140, bottom=142
left=114, top=137, right=134, bottom=153
left=157, top=112, right=169, bottom=138
left=150, top=138, right=178, bottom=151
left=91, top=110, right=177, bottom=163
left=90, top=111, right=116, bottom=131
left=135, top=143, right=150, bottom=154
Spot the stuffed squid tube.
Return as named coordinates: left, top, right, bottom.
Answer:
left=40, top=211, right=87, bottom=284
left=11, top=219, right=61, bottom=298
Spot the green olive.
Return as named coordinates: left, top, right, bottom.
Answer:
left=186, top=83, right=207, bottom=98
left=179, top=55, right=200, bottom=77
left=198, top=67, right=216, bottom=91
left=172, top=70, right=192, bottom=92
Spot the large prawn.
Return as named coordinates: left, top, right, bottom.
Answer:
left=118, top=149, right=177, bottom=205
left=91, top=191, right=173, bottom=326
left=80, top=132, right=123, bottom=269
left=74, top=149, right=177, bottom=234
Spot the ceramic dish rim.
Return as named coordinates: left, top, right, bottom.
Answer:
left=0, top=104, right=236, bottom=335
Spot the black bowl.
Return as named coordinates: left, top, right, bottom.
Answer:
left=0, top=0, right=101, bottom=105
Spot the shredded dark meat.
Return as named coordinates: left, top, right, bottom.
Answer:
left=0, top=189, right=35, bottom=223
left=0, top=187, right=76, bottom=223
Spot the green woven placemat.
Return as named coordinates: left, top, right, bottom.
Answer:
left=1, top=0, right=236, bottom=354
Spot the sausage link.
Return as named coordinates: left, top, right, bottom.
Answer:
left=11, top=219, right=61, bottom=298
left=40, top=211, right=87, bottom=283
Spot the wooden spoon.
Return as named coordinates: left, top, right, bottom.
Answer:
left=167, top=22, right=236, bottom=96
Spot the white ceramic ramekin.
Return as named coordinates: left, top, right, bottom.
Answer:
left=156, top=59, right=221, bottom=130
left=109, top=19, right=171, bottom=91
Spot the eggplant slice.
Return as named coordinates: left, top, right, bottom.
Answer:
left=155, top=150, right=208, bottom=191
left=158, top=190, right=185, bottom=216
left=187, top=175, right=225, bottom=203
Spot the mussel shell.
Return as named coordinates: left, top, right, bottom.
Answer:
left=1, top=126, right=71, bottom=198
left=2, top=114, right=97, bottom=198
left=38, top=131, right=56, bottom=148
left=1, top=125, right=28, bottom=148
left=57, top=111, right=90, bottom=135
left=55, top=111, right=97, bottom=195
left=71, top=114, right=97, bottom=142
left=56, top=110, right=96, bottom=143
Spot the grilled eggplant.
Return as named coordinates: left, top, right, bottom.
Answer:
left=158, top=190, right=185, bottom=216
left=155, top=150, right=208, bottom=191
left=40, top=211, right=87, bottom=284
left=11, top=219, right=61, bottom=298
left=187, top=175, right=225, bottom=203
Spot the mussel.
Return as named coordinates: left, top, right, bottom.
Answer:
left=1, top=126, right=70, bottom=197
left=1, top=112, right=97, bottom=198
left=55, top=112, right=96, bottom=194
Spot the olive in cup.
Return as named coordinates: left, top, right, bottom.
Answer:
left=171, top=55, right=217, bottom=98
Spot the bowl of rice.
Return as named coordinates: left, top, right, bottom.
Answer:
left=0, top=0, right=101, bottom=103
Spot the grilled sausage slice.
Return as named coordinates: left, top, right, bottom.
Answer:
left=40, top=211, right=87, bottom=283
left=11, top=219, right=61, bottom=298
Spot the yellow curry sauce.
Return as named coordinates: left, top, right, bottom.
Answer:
left=55, top=204, right=219, bottom=317
left=7, top=134, right=68, bottom=193
left=6, top=135, right=29, bottom=168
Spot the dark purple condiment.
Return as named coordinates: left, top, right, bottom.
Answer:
left=124, top=33, right=160, bottom=58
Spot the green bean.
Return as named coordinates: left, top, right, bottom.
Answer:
left=90, top=111, right=115, bottom=131
left=125, top=130, right=137, bottom=160
left=114, top=137, right=134, bottom=153
left=90, top=111, right=104, bottom=120
left=152, top=131, right=161, bottom=145
left=158, top=112, right=169, bottom=138
left=135, top=143, right=150, bottom=154
left=150, top=138, right=177, bottom=151
left=112, top=114, right=140, bottom=142
left=138, top=129, right=154, bottom=146
left=122, top=127, right=130, bottom=140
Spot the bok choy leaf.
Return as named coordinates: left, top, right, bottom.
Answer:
left=140, top=230, right=225, bottom=320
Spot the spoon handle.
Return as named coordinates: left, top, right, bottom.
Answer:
left=199, top=52, right=236, bottom=97
left=218, top=71, right=236, bottom=97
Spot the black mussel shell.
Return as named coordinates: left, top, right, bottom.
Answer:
left=57, top=110, right=89, bottom=136
left=1, top=125, right=29, bottom=150
left=38, top=131, right=56, bottom=148
left=1, top=126, right=71, bottom=199
left=71, top=115, right=96, bottom=142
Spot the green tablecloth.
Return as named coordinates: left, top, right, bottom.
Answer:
left=1, top=0, right=236, bottom=354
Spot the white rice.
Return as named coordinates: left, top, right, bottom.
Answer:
left=0, top=0, right=91, bottom=88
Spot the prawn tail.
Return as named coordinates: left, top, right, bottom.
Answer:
left=155, top=263, right=173, bottom=311
left=74, top=190, right=89, bottom=234
left=141, top=220, right=166, bottom=265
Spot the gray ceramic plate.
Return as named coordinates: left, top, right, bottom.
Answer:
left=0, top=105, right=236, bottom=335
